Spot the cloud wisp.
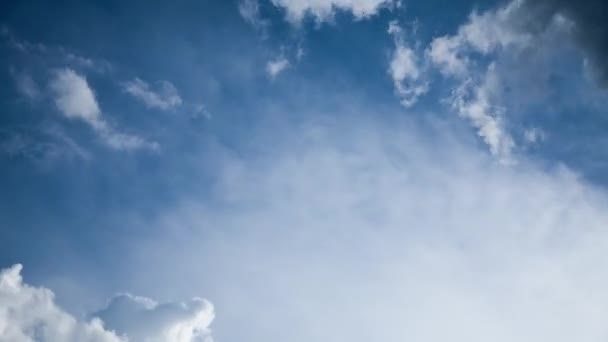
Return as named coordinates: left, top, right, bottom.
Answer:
left=266, top=56, right=290, bottom=78
left=387, top=21, right=429, bottom=107
left=122, top=78, right=183, bottom=111
left=50, top=69, right=158, bottom=151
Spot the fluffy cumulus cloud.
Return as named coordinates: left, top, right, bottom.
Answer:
left=50, top=69, right=158, bottom=151
left=268, top=0, right=396, bottom=23
left=94, top=294, right=214, bottom=342
left=0, top=264, right=214, bottom=342
left=0, top=264, right=124, bottom=342
left=122, top=78, right=183, bottom=111
left=387, top=21, right=428, bottom=107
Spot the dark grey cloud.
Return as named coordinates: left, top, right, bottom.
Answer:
left=524, top=0, right=608, bottom=85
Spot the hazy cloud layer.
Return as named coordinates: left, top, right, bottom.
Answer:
left=125, top=114, right=608, bottom=341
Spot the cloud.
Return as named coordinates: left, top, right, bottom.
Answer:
left=50, top=69, right=158, bottom=151
left=423, top=0, right=568, bottom=162
left=125, top=113, right=608, bottom=342
left=2, top=27, right=111, bottom=74
left=0, top=124, right=91, bottom=165
left=0, top=264, right=124, bottom=342
left=94, top=294, right=214, bottom=342
left=387, top=21, right=429, bottom=107
left=268, top=0, right=396, bottom=24
left=239, top=0, right=270, bottom=31
left=421, top=0, right=608, bottom=164
left=0, top=264, right=214, bottom=342
left=448, top=64, right=514, bottom=163
left=10, top=70, right=41, bottom=101
left=524, top=0, right=608, bottom=85
left=266, top=56, right=290, bottom=78
left=122, top=78, right=183, bottom=111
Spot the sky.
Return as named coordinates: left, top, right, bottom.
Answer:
left=1, top=0, right=608, bottom=341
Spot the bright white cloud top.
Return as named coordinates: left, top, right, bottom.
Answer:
left=0, top=264, right=124, bottom=342
left=0, top=264, right=214, bottom=342
left=267, top=0, right=396, bottom=23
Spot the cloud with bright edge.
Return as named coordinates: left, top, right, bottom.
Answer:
left=122, top=78, right=183, bottom=111
left=94, top=294, right=214, bottom=342
left=0, top=264, right=124, bottom=342
left=0, top=264, right=214, bottom=342
left=266, top=0, right=396, bottom=23
left=50, top=69, right=158, bottom=151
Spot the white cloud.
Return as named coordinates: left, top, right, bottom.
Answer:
left=427, top=1, right=532, bottom=78
left=269, top=0, right=395, bottom=23
left=94, top=294, right=214, bottom=342
left=387, top=21, right=429, bottom=107
left=0, top=264, right=124, bottom=342
left=266, top=57, right=290, bottom=78
left=123, top=78, right=182, bottom=111
left=126, top=115, right=608, bottom=342
left=50, top=68, right=101, bottom=124
left=448, top=64, right=514, bottom=163
left=50, top=69, right=157, bottom=151
left=0, top=264, right=214, bottom=342
left=427, top=35, right=469, bottom=77
left=423, top=0, right=545, bottom=162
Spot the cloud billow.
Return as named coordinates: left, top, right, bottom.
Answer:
left=0, top=264, right=214, bottom=342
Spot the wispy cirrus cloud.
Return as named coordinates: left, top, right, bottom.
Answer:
left=50, top=69, right=158, bottom=151
left=122, top=78, right=183, bottom=111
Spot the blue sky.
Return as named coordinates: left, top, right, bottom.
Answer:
left=1, top=0, right=608, bottom=341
